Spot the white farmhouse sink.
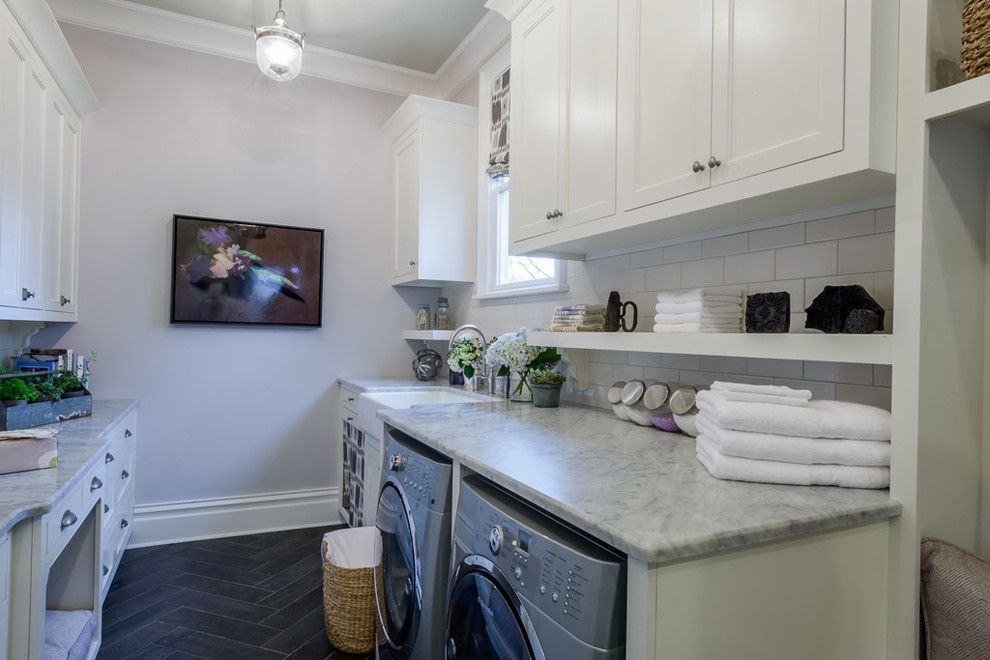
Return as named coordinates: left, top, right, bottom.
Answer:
left=357, top=388, right=492, bottom=441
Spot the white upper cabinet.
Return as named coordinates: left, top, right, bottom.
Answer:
left=510, top=0, right=618, bottom=242
left=618, top=0, right=713, bottom=210
left=509, top=0, right=561, bottom=242
left=493, top=0, right=896, bottom=258
left=384, top=95, right=477, bottom=287
left=710, top=0, right=846, bottom=186
left=0, top=0, right=92, bottom=321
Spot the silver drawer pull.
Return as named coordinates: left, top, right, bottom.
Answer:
left=346, top=396, right=355, bottom=402
left=120, top=519, right=129, bottom=529
left=60, top=510, right=78, bottom=530
left=105, top=452, right=115, bottom=464
left=124, top=429, right=133, bottom=438
left=90, top=477, right=103, bottom=492
left=103, top=503, right=110, bottom=514
left=121, top=469, right=129, bottom=480
left=102, top=565, right=109, bottom=576
left=346, top=416, right=354, bottom=422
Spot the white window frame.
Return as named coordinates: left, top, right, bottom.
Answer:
left=474, top=46, right=566, bottom=301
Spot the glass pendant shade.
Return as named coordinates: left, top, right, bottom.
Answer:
left=255, top=6, right=304, bottom=82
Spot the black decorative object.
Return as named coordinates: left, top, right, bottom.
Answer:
left=604, top=291, right=638, bottom=332
left=745, top=292, right=791, bottom=333
left=804, top=285, right=885, bottom=334
left=412, top=349, right=442, bottom=381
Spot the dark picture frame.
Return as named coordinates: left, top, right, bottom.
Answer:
left=170, top=215, right=324, bottom=327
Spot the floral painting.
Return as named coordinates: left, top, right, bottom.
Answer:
left=170, top=215, right=323, bottom=326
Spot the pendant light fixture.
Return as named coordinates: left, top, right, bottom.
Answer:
left=255, top=0, right=305, bottom=82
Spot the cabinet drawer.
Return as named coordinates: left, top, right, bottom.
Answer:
left=44, top=486, right=85, bottom=561
left=99, top=529, right=114, bottom=594
left=80, top=459, right=107, bottom=515
left=114, top=442, right=136, bottom=504
left=341, top=388, right=359, bottom=414
left=115, top=482, right=135, bottom=557
left=0, top=536, right=9, bottom=608
left=108, top=410, right=138, bottom=446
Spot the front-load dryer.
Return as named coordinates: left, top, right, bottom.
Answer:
left=446, top=474, right=626, bottom=660
left=375, top=428, right=452, bottom=660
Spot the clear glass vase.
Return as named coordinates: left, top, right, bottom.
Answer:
left=509, top=374, right=532, bottom=402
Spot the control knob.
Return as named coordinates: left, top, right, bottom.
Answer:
left=488, top=525, right=504, bottom=555
left=390, top=454, right=405, bottom=471
left=512, top=566, right=522, bottom=580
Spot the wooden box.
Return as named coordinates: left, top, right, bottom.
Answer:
left=0, top=393, right=92, bottom=431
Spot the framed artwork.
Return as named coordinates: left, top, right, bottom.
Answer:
left=170, top=215, right=324, bottom=326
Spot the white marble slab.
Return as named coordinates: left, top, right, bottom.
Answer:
left=379, top=401, right=901, bottom=564
left=0, top=400, right=138, bottom=536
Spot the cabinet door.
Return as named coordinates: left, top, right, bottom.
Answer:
left=392, top=125, right=420, bottom=279
left=509, top=0, right=561, bottom=242
left=710, top=0, right=845, bottom=185
left=617, top=0, right=713, bottom=211
left=57, top=116, right=79, bottom=313
left=0, top=23, right=27, bottom=308
left=16, top=65, right=45, bottom=309
left=557, top=0, right=618, bottom=229
left=41, top=96, right=64, bottom=312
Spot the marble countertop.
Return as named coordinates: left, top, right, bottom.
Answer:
left=379, top=401, right=901, bottom=564
left=0, top=399, right=138, bottom=536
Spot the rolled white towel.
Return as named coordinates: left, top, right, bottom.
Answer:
left=696, top=390, right=891, bottom=441
left=711, top=381, right=813, bottom=401
left=715, top=391, right=810, bottom=407
left=657, top=288, right=744, bottom=303
left=696, top=416, right=890, bottom=466
left=655, top=301, right=743, bottom=314
left=696, top=436, right=890, bottom=489
left=654, top=311, right=742, bottom=324
left=654, top=322, right=741, bottom=333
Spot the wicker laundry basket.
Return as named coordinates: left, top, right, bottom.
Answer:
left=963, top=0, right=990, bottom=79
left=321, top=527, right=384, bottom=654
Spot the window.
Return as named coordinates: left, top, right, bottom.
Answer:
left=475, top=53, right=566, bottom=300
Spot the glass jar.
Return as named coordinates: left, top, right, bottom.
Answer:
left=435, top=297, right=451, bottom=330
left=416, top=304, right=431, bottom=331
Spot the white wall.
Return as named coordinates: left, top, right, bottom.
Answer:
left=33, top=26, right=437, bottom=536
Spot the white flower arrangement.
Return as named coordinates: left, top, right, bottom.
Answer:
left=484, top=328, right=539, bottom=376
left=447, top=336, right=484, bottom=378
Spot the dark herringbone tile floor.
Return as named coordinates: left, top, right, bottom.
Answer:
left=96, top=525, right=379, bottom=660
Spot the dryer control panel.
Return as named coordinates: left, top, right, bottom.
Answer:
left=455, top=475, right=626, bottom=651
left=383, top=429, right=452, bottom=513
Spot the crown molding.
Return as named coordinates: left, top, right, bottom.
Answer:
left=484, top=0, right=531, bottom=22
left=3, top=0, right=98, bottom=116
left=48, top=0, right=443, bottom=96
left=434, top=10, right=509, bottom=101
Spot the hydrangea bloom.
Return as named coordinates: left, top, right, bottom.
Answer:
left=484, top=328, right=538, bottom=374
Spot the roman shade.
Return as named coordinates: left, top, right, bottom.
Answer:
left=486, top=68, right=510, bottom=177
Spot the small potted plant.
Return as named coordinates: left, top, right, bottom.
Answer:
left=529, top=368, right=566, bottom=408
left=56, top=372, right=87, bottom=398
left=0, top=378, right=38, bottom=407
left=32, top=376, right=65, bottom=403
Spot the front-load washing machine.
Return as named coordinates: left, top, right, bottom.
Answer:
left=446, top=474, right=626, bottom=660
left=375, top=428, right=452, bottom=659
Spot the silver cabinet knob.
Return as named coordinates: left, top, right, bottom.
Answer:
left=692, top=161, right=706, bottom=173
left=21, top=288, right=35, bottom=301
left=708, top=156, right=721, bottom=169
left=553, top=209, right=564, bottom=218
left=60, top=295, right=71, bottom=306
left=105, top=452, right=115, bottom=464
left=90, top=477, right=103, bottom=492
left=124, top=429, right=133, bottom=438
left=546, top=211, right=553, bottom=220
left=346, top=416, right=354, bottom=422
left=60, top=510, right=78, bottom=530
left=408, top=259, right=416, bottom=266
left=120, top=518, right=129, bottom=529
left=102, top=565, right=109, bottom=576
left=121, top=469, right=130, bottom=480
left=346, top=396, right=355, bottom=402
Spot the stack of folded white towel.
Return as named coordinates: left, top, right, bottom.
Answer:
left=549, top=304, right=606, bottom=332
left=694, top=381, right=892, bottom=489
left=653, top=289, right=743, bottom=333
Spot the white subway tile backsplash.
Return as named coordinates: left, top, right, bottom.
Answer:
left=803, top=361, right=875, bottom=385
left=838, top=232, right=895, bottom=274
left=805, top=210, right=875, bottom=242
left=748, top=223, right=805, bottom=250
left=873, top=271, right=894, bottom=310
left=702, top=234, right=749, bottom=258
left=662, top=241, right=702, bottom=264
left=775, top=241, right=837, bottom=280
left=628, top=351, right=664, bottom=368
left=681, top=258, right=724, bottom=288
left=746, top=279, right=804, bottom=309
left=700, top=355, right=748, bottom=374
left=590, top=349, right=625, bottom=363
left=644, top=367, right=681, bottom=382
left=677, top=371, right=721, bottom=387
left=613, top=364, right=645, bottom=382
left=629, top=248, right=663, bottom=268
left=612, top=268, right=647, bottom=293
left=874, top=364, right=892, bottom=387
left=589, top=362, right=612, bottom=386
left=644, top=263, right=682, bottom=291
left=835, top=384, right=891, bottom=410
left=747, top=358, right=804, bottom=379
left=661, top=354, right=701, bottom=371
left=587, top=254, right=630, bottom=274
left=719, top=374, right=774, bottom=386
left=875, top=207, right=895, bottom=232
left=724, top=250, right=774, bottom=284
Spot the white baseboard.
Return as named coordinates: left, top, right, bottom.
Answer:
left=128, top=487, right=343, bottom=548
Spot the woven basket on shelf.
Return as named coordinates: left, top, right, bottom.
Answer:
left=963, top=0, right=990, bottom=79
left=321, top=539, right=384, bottom=654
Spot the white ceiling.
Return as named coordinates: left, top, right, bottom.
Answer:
left=124, top=0, right=489, bottom=73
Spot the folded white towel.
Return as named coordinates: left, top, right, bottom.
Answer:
left=657, top=288, right=744, bottom=303
left=549, top=324, right=604, bottom=332
left=653, top=323, right=741, bottom=333
left=555, top=304, right=605, bottom=314
left=696, top=436, right=889, bottom=489
left=655, top=301, right=743, bottom=314
left=654, top=311, right=743, bottom=324
left=715, top=391, right=810, bottom=407
left=696, top=416, right=890, bottom=466
left=696, top=391, right=891, bottom=441
left=711, top=381, right=813, bottom=400
left=552, top=315, right=605, bottom=325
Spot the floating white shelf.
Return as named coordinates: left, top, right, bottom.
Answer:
left=527, top=331, right=894, bottom=365
left=402, top=330, right=454, bottom=341
left=923, top=75, right=990, bottom=127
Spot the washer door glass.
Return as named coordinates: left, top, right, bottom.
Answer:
left=446, top=569, right=533, bottom=660
left=377, top=483, right=419, bottom=648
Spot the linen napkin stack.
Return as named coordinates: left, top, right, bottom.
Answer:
left=653, top=288, right=744, bottom=333
left=694, top=381, right=892, bottom=489
left=549, top=304, right=606, bottom=332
